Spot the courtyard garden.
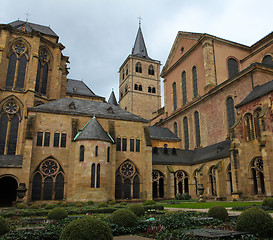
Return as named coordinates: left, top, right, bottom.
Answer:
left=0, top=198, right=273, bottom=240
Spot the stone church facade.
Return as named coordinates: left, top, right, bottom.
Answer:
left=0, top=20, right=273, bottom=205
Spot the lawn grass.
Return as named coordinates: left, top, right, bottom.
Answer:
left=163, top=201, right=262, bottom=209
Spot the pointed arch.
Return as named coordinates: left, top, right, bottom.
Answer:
left=152, top=170, right=165, bottom=199
left=192, top=66, right=198, bottom=98
left=115, top=160, right=140, bottom=200
left=5, top=40, right=29, bottom=90
left=226, top=97, right=235, bottom=129
left=174, top=170, right=189, bottom=194
left=250, top=157, right=265, bottom=195
left=194, top=111, right=201, bottom=147
left=55, top=173, right=64, bottom=200
left=148, top=65, right=154, bottom=75
left=31, top=158, right=65, bottom=201
left=209, top=165, right=217, bottom=196
left=35, top=47, right=51, bottom=95
left=183, top=116, right=189, bottom=150
left=135, top=62, right=142, bottom=73
left=173, top=82, right=177, bottom=111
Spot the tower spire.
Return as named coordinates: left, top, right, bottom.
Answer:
left=131, top=18, right=149, bottom=58
left=138, top=15, right=142, bottom=28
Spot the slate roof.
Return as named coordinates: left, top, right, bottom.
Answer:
left=74, top=117, right=113, bottom=142
left=149, top=126, right=181, bottom=141
left=29, top=98, right=148, bottom=122
left=0, top=155, right=23, bottom=168
left=9, top=20, right=58, bottom=37
left=236, top=79, right=273, bottom=108
left=152, top=140, right=231, bottom=165
left=67, top=79, right=98, bottom=97
left=132, top=27, right=150, bottom=58
left=108, top=90, right=118, bottom=106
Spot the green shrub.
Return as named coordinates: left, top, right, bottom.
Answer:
left=108, top=201, right=116, bottom=205
left=60, top=216, right=113, bottom=240
left=15, top=203, right=27, bottom=209
left=111, top=209, right=137, bottom=227
left=75, top=202, right=84, bottom=207
left=182, top=193, right=191, bottom=200
left=143, top=200, right=156, bottom=205
left=44, top=204, right=55, bottom=209
left=236, top=207, right=273, bottom=237
left=47, top=207, right=68, bottom=220
left=87, top=200, right=94, bottom=205
left=128, top=204, right=145, bottom=216
left=0, top=216, right=9, bottom=236
left=60, top=202, right=68, bottom=207
left=97, top=202, right=108, bottom=208
left=262, top=197, right=273, bottom=208
left=208, top=206, right=228, bottom=220
left=175, top=193, right=183, bottom=200
left=119, top=202, right=127, bottom=205
left=175, top=193, right=191, bottom=200
left=29, top=204, right=39, bottom=209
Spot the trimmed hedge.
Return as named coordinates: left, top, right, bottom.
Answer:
left=47, top=207, right=68, bottom=220
left=0, top=216, right=9, bottom=236
left=208, top=206, right=228, bottom=221
left=128, top=204, right=145, bottom=216
left=60, top=216, right=113, bottom=240
left=262, top=197, right=273, bottom=209
left=143, top=200, right=156, bottom=205
left=111, top=209, right=137, bottom=227
left=236, top=207, right=273, bottom=238
left=15, top=203, right=27, bottom=209
left=97, top=202, right=108, bottom=208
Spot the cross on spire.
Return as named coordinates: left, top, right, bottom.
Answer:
left=25, top=13, right=30, bottom=22
left=138, top=15, right=142, bottom=27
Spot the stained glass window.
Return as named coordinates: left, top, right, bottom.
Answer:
left=173, top=82, right=177, bottom=111
left=194, top=111, right=201, bottom=147
left=183, top=117, right=189, bottom=150
left=228, top=58, right=239, bottom=79
left=226, top=97, right=235, bottom=129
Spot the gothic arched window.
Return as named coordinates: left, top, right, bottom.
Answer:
left=135, top=62, right=142, bottom=73
left=226, top=97, right=235, bottom=129
left=245, top=113, right=255, bottom=141
left=152, top=170, right=164, bottom=198
left=6, top=41, right=29, bottom=90
left=209, top=166, right=217, bottom=196
left=182, top=71, right=187, bottom=105
left=250, top=157, right=265, bottom=195
left=31, top=158, right=65, bottom=201
left=183, top=117, right=189, bottom=150
left=148, top=65, right=154, bottom=75
left=174, top=170, right=189, bottom=195
left=173, top=82, right=177, bottom=111
left=35, top=48, right=50, bottom=95
left=0, top=100, right=21, bottom=155
left=115, top=161, right=140, bottom=200
left=96, top=164, right=100, bottom=188
left=254, top=108, right=262, bottom=139
left=194, top=111, right=201, bottom=147
left=192, top=66, right=198, bottom=98
left=228, top=58, right=239, bottom=79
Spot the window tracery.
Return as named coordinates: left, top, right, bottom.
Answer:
left=6, top=40, right=29, bottom=90
left=31, top=158, right=64, bottom=201
left=0, top=99, right=21, bottom=155
left=35, top=48, right=50, bottom=95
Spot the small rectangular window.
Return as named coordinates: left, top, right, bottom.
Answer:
left=60, top=133, right=67, bottom=148
left=54, top=133, right=60, bottom=147
left=130, top=139, right=134, bottom=152
left=37, top=132, right=43, bottom=146
left=95, top=146, right=98, bottom=157
left=44, top=132, right=50, bottom=147
left=122, top=138, right=127, bottom=151
left=136, top=139, right=140, bottom=152
left=116, top=138, right=121, bottom=151
left=107, top=147, right=110, bottom=162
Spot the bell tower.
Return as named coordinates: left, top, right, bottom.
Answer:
left=119, top=22, right=161, bottom=120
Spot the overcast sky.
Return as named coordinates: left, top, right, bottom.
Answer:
left=1, top=0, right=273, bottom=103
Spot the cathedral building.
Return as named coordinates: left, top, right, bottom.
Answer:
left=0, top=19, right=273, bottom=205
left=150, top=31, right=273, bottom=200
